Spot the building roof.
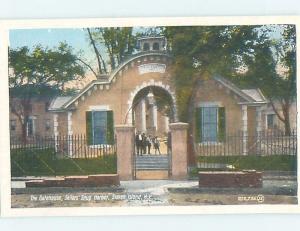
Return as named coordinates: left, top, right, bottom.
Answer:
left=59, top=51, right=171, bottom=110
left=48, top=96, right=73, bottom=111
left=241, top=89, right=267, bottom=103
left=213, top=76, right=267, bottom=105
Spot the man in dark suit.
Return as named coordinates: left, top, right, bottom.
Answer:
left=135, top=131, right=142, bottom=155
left=142, top=133, right=147, bottom=154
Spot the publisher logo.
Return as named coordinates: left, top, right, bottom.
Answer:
left=237, top=195, right=265, bottom=203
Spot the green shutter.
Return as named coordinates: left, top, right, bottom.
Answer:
left=106, top=110, right=114, bottom=144
left=86, top=111, right=93, bottom=145
left=218, top=107, right=226, bottom=142
left=195, top=107, right=202, bottom=143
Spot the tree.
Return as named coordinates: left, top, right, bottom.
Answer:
left=9, top=42, right=85, bottom=142
left=236, top=25, right=296, bottom=135
left=163, top=25, right=262, bottom=164
left=84, top=27, right=136, bottom=76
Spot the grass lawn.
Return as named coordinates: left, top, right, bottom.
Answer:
left=189, top=155, right=297, bottom=177
left=11, top=148, right=117, bottom=177
left=198, top=155, right=297, bottom=171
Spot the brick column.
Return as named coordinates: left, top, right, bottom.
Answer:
left=67, top=111, right=73, bottom=157
left=153, top=104, right=158, bottom=131
left=170, top=122, right=189, bottom=180
left=256, top=107, right=262, bottom=136
left=140, top=99, right=146, bottom=132
left=242, top=105, right=248, bottom=155
left=115, top=125, right=135, bottom=180
left=53, top=113, right=59, bottom=152
left=256, top=106, right=262, bottom=154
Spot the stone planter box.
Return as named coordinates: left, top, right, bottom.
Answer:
left=198, top=170, right=262, bottom=188
left=26, top=174, right=120, bottom=187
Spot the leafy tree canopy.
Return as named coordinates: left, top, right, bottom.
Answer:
left=9, top=42, right=85, bottom=96
left=163, top=25, right=261, bottom=121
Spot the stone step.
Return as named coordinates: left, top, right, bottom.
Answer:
left=136, top=159, right=169, bottom=163
left=136, top=161, right=169, bottom=164
left=135, top=155, right=169, bottom=170
left=136, top=163, right=169, bottom=169
left=136, top=166, right=169, bottom=170
left=136, top=163, right=169, bottom=167
left=136, top=159, right=169, bottom=161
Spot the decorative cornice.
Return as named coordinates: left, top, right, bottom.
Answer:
left=61, top=52, right=171, bottom=110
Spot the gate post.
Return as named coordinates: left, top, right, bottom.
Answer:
left=115, top=125, right=135, bottom=180
left=169, top=122, right=189, bottom=180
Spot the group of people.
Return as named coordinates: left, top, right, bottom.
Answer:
left=135, top=132, right=161, bottom=155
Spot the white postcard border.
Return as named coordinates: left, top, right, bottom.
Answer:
left=0, top=16, right=300, bottom=217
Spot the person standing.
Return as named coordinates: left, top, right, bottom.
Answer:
left=135, top=131, right=142, bottom=155
left=153, top=136, right=161, bottom=155
left=142, top=133, right=147, bottom=155
left=146, top=135, right=152, bottom=154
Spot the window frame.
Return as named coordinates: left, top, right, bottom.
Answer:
left=143, top=42, right=150, bottom=51
left=86, top=108, right=114, bottom=147
left=10, top=119, right=16, bottom=132
left=45, top=119, right=51, bottom=131
left=91, top=110, right=108, bottom=145
left=266, top=113, right=276, bottom=129
left=196, top=102, right=225, bottom=145
left=152, top=42, right=160, bottom=50
left=26, top=116, right=36, bottom=137
left=201, top=106, right=219, bottom=143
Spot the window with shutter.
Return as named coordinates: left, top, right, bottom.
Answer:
left=86, top=110, right=114, bottom=145
left=202, top=107, right=218, bottom=142
left=195, top=107, right=202, bottom=142
left=218, top=107, right=226, bottom=142
left=196, top=106, right=226, bottom=143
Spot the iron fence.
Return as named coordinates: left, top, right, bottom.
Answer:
left=195, top=130, right=297, bottom=156
left=10, top=134, right=117, bottom=159
left=10, top=134, right=117, bottom=177
left=195, top=130, right=297, bottom=173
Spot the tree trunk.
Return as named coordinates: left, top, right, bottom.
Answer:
left=186, top=78, right=202, bottom=167
left=86, top=28, right=105, bottom=75
left=282, top=100, right=292, bottom=136
left=21, top=121, right=27, bottom=144
left=270, top=99, right=292, bottom=136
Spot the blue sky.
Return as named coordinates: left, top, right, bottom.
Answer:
left=9, top=28, right=98, bottom=64
left=9, top=26, right=284, bottom=70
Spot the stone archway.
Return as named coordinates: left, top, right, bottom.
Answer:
left=125, top=79, right=178, bottom=126
left=115, top=80, right=189, bottom=180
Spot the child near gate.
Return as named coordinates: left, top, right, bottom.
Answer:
left=153, top=136, right=161, bottom=155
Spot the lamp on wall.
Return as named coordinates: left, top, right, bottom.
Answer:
left=147, top=88, right=155, bottom=105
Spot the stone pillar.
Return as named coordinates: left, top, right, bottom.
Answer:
left=242, top=105, right=248, bottom=155
left=141, top=99, right=146, bottom=132
left=165, top=116, right=169, bottom=133
left=153, top=104, right=158, bottom=131
left=115, top=125, right=135, bottom=180
left=169, top=122, right=189, bottom=180
left=256, top=106, right=262, bottom=154
left=53, top=113, right=59, bottom=152
left=256, top=107, right=262, bottom=136
left=67, top=111, right=73, bottom=157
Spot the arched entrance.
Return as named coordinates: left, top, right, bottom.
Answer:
left=126, top=83, right=177, bottom=179
left=131, top=85, right=176, bottom=136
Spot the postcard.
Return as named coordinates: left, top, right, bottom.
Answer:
left=0, top=16, right=299, bottom=216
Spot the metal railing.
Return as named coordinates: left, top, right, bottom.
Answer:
left=195, top=130, right=297, bottom=173
left=195, top=130, right=297, bottom=157
left=10, top=134, right=117, bottom=159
